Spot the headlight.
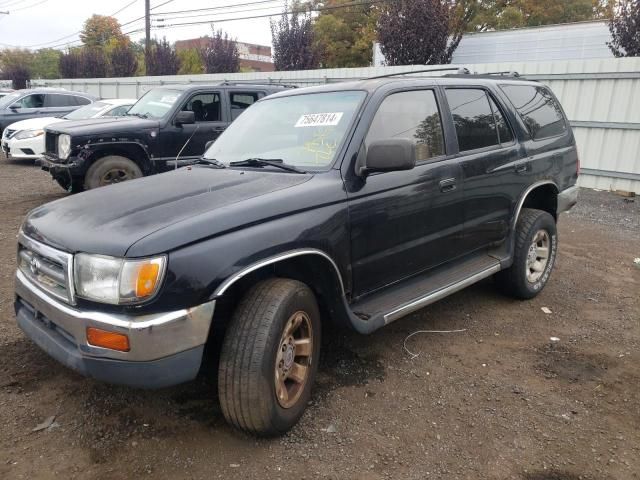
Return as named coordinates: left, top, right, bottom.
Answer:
left=74, top=253, right=166, bottom=305
left=58, top=134, right=71, bottom=159
left=14, top=129, right=44, bottom=140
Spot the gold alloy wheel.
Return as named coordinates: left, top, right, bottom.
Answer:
left=526, top=229, right=550, bottom=283
left=274, top=310, right=313, bottom=409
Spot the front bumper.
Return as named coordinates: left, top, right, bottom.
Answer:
left=5, top=135, right=44, bottom=160
left=558, top=185, right=579, bottom=214
left=15, top=270, right=216, bottom=388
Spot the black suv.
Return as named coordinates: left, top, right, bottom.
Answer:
left=0, top=88, right=96, bottom=136
left=15, top=72, right=579, bottom=436
left=40, top=82, right=289, bottom=191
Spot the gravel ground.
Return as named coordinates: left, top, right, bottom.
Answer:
left=0, top=156, right=639, bottom=480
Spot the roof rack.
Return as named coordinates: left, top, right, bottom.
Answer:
left=484, top=71, right=521, bottom=77
left=366, top=67, right=471, bottom=80
left=218, top=80, right=298, bottom=88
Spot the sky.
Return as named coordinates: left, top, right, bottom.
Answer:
left=0, top=0, right=281, bottom=50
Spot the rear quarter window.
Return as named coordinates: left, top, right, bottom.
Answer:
left=500, top=84, right=567, bottom=140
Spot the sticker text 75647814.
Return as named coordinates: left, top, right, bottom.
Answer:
left=295, top=112, right=343, bottom=128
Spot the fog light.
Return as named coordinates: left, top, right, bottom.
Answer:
left=86, top=327, right=130, bottom=352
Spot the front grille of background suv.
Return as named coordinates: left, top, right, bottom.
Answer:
left=17, top=232, right=74, bottom=305
left=45, top=132, right=58, bottom=157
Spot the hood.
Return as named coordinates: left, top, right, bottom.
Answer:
left=23, top=167, right=317, bottom=257
left=6, top=116, right=63, bottom=132
left=46, top=116, right=160, bottom=137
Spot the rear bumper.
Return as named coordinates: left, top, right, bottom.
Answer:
left=558, top=185, right=579, bottom=214
left=15, top=270, right=216, bottom=388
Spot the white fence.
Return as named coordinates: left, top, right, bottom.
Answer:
left=33, top=58, right=640, bottom=193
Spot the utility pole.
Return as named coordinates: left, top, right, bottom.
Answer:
left=144, top=0, right=151, bottom=73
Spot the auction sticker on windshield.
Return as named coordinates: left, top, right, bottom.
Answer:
left=295, top=112, right=343, bottom=128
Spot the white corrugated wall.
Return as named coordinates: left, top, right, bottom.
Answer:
left=32, top=58, right=640, bottom=193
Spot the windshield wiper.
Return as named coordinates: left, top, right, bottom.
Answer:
left=126, top=112, right=148, bottom=119
left=229, top=158, right=306, bottom=174
left=194, top=157, right=226, bottom=168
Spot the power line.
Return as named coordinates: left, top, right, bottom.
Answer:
left=0, top=0, right=166, bottom=49
left=153, top=0, right=383, bottom=30
left=152, top=0, right=283, bottom=16
left=110, top=0, right=139, bottom=17
left=154, top=2, right=286, bottom=22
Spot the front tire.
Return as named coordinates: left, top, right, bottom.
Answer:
left=84, top=155, right=142, bottom=190
left=495, top=208, right=558, bottom=299
left=218, top=278, right=321, bottom=436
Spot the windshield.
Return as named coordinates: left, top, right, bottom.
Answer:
left=204, top=91, right=367, bottom=170
left=63, top=101, right=109, bottom=120
left=0, top=92, right=21, bottom=109
left=127, top=88, right=182, bottom=119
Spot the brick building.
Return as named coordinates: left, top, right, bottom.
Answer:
left=175, top=38, right=275, bottom=72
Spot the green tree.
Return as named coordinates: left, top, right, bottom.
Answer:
left=80, top=15, right=125, bottom=47
left=468, top=0, right=611, bottom=31
left=312, top=0, right=377, bottom=68
left=32, top=49, right=61, bottom=79
left=178, top=48, right=205, bottom=74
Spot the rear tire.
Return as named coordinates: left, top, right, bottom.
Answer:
left=84, top=155, right=142, bottom=190
left=218, top=278, right=321, bottom=436
left=495, top=208, right=557, bottom=299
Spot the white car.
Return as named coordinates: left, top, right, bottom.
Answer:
left=2, top=98, right=135, bottom=160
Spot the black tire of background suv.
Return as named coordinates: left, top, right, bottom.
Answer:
left=218, top=278, right=321, bottom=436
left=84, top=155, right=143, bottom=190
left=55, top=176, right=84, bottom=193
left=494, top=208, right=558, bottom=299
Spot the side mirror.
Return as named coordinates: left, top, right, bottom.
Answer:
left=360, top=139, right=416, bottom=175
left=9, top=105, right=19, bottom=111
left=204, top=140, right=214, bottom=152
left=174, top=110, right=195, bottom=126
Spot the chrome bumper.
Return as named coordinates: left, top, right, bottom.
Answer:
left=15, top=269, right=215, bottom=362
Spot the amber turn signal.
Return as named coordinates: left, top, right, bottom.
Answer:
left=86, top=327, right=130, bottom=352
left=135, top=262, right=161, bottom=298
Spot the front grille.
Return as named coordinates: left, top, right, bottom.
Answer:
left=17, top=233, right=74, bottom=305
left=45, top=132, right=58, bottom=157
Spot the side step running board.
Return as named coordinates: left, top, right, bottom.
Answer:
left=347, top=254, right=501, bottom=334
left=383, top=263, right=500, bottom=324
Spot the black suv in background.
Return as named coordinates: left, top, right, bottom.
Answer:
left=40, top=83, right=290, bottom=191
left=0, top=88, right=97, bottom=136
left=15, top=71, right=579, bottom=436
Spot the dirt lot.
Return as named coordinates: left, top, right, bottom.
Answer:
left=0, top=156, right=638, bottom=480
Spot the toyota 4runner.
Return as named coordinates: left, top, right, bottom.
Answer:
left=15, top=71, right=579, bottom=436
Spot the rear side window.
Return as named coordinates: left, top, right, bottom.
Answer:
left=445, top=88, right=501, bottom=152
left=366, top=90, right=445, bottom=161
left=47, top=94, right=77, bottom=107
left=500, top=85, right=566, bottom=140
left=74, top=96, right=92, bottom=106
left=488, top=97, right=514, bottom=144
left=230, top=91, right=263, bottom=120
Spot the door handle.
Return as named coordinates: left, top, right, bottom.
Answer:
left=515, top=163, right=527, bottom=173
left=212, top=126, right=226, bottom=132
left=439, top=178, right=457, bottom=193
